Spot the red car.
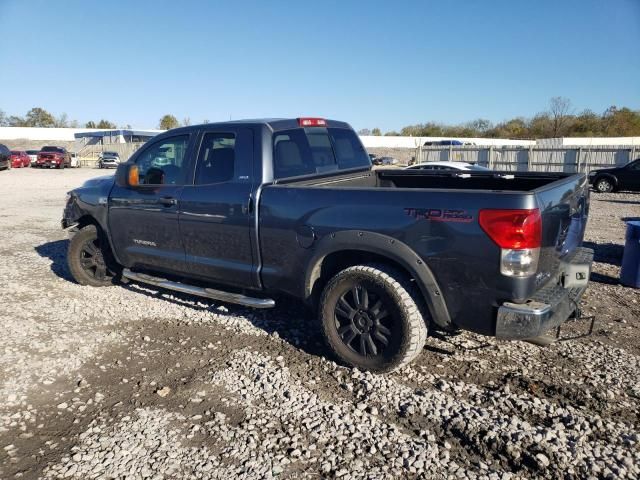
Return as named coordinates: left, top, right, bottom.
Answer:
left=36, top=146, right=71, bottom=169
left=9, top=151, right=30, bottom=168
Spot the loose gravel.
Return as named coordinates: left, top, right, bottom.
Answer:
left=0, top=168, right=638, bottom=479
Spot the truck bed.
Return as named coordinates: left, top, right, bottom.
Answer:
left=260, top=168, right=590, bottom=336
left=279, top=168, right=580, bottom=193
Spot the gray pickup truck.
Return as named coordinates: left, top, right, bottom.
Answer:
left=62, top=118, right=593, bottom=372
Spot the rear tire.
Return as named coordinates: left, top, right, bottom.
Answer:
left=67, top=225, right=117, bottom=287
left=319, top=264, right=427, bottom=372
left=595, top=177, right=614, bottom=193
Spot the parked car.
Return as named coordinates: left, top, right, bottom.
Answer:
left=9, top=151, right=31, bottom=168
left=98, top=152, right=121, bottom=169
left=378, top=156, right=398, bottom=166
left=36, top=146, right=71, bottom=169
left=0, top=144, right=10, bottom=171
left=26, top=149, right=40, bottom=166
left=588, top=158, right=640, bottom=192
left=424, top=140, right=461, bottom=146
left=406, top=161, right=491, bottom=172
left=368, top=153, right=379, bottom=165
left=62, top=118, right=593, bottom=372
left=70, top=153, right=81, bottom=168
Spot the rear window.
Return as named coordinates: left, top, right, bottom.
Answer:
left=41, top=146, right=64, bottom=153
left=273, top=127, right=370, bottom=179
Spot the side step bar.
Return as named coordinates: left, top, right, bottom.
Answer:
left=122, top=269, right=275, bottom=309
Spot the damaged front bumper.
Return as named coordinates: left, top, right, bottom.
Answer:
left=496, top=247, right=594, bottom=339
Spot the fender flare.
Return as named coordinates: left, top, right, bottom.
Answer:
left=304, top=230, right=452, bottom=329
left=63, top=195, right=123, bottom=265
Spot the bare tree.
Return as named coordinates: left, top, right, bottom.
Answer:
left=549, top=97, right=572, bottom=137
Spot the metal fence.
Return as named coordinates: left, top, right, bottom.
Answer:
left=76, top=142, right=145, bottom=163
left=413, top=145, right=638, bottom=173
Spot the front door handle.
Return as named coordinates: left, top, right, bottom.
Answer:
left=242, top=196, right=254, bottom=215
left=158, top=197, right=177, bottom=206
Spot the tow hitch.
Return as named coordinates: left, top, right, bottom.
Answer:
left=524, top=307, right=596, bottom=347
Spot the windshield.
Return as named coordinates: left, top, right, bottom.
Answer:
left=272, top=127, right=370, bottom=179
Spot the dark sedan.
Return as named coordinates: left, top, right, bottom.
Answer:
left=0, top=144, right=10, bottom=171
left=588, top=158, right=640, bottom=192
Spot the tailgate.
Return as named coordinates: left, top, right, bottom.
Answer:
left=535, top=173, right=590, bottom=286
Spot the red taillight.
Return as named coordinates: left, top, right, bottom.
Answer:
left=479, top=209, right=541, bottom=249
left=298, top=117, right=327, bottom=127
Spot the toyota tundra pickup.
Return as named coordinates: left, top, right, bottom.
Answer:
left=62, top=118, right=593, bottom=372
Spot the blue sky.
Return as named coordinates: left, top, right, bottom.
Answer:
left=0, top=0, right=638, bottom=131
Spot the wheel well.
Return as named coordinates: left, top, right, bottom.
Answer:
left=308, top=250, right=419, bottom=309
left=595, top=174, right=617, bottom=186
left=74, top=215, right=120, bottom=272
left=76, top=215, right=99, bottom=230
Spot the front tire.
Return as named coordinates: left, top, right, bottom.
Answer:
left=319, top=264, right=427, bottom=372
left=595, top=177, right=614, bottom=193
left=67, top=225, right=117, bottom=287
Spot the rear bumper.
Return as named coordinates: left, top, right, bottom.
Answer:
left=496, top=247, right=594, bottom=339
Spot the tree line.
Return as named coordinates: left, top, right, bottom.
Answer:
left=3, top=99, right=639, bottom=138
left=359, top=98, right=640, bottom=139
left=0, top=108, right=193, bottom=131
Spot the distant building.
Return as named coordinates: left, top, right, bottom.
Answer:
left=74, top=129, right=161, bottom=147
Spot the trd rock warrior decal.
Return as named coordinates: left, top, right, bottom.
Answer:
left=404, top=208, right=473, bottom=223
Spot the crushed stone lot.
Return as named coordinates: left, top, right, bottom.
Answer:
left=0, top=167, right=639, bottom=479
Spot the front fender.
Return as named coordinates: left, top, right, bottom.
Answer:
left=304, top=230, right=452, bottom=329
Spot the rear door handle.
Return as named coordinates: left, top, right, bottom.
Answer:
left=158, top=197, right=177, bottom=206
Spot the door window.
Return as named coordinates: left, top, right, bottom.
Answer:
left=135, top=135, right=190, bottom=185
left=194, top=133, right=236, bottom=184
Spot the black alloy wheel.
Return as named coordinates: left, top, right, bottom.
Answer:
left=319, top=264, right=427, bottom=372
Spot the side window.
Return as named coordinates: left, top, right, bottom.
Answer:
left=273, top=130, right=315, bottom=179
left=194, top=133, right=236, bottom=184
left=135, top=135, right=189, bottom=185
left=328, top=128, right=370, bottom=169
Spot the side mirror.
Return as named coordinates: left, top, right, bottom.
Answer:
left=115, top=163, right=139, bottom=187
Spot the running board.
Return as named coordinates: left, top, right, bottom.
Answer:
left=122, top=269, right=275, bottom=309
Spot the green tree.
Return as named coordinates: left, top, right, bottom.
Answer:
left=8, top=115, right=25, bottom=126
left=24, top=107, right=56, bottom=127
left=85, top=121, right=97, bottom=128
left=602, top=107, right=640, bottom=136
left=159, top=114, right=179, bottom=130
left=570, top=110, right=601, bottom=136
left=371, top=128, right=382, bottom=136
left=96, top=119, right=117, bottom=129
left=528, top=113, right=553, bottom=138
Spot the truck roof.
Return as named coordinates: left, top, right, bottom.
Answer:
left=163, top=118, right=352, bottom=134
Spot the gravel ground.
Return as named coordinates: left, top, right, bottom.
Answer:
left=0, top=168, right=638, bottom=479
